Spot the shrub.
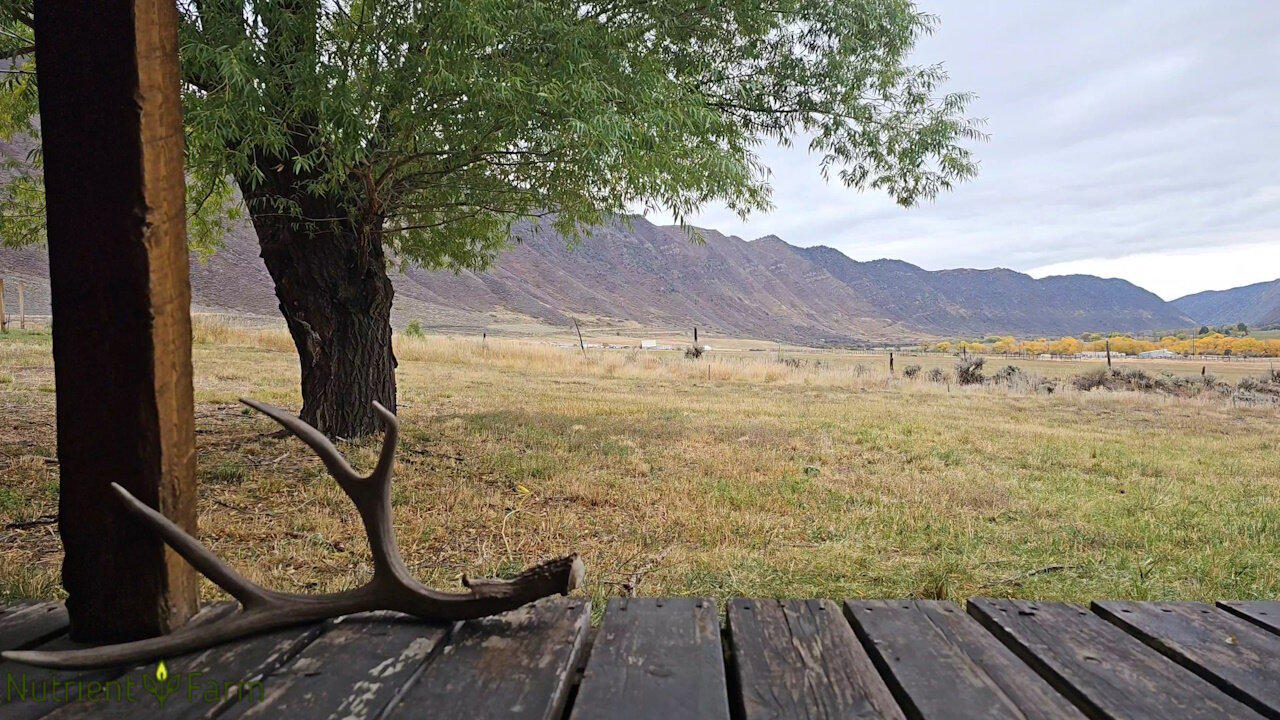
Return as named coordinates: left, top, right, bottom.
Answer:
left=685, top=345, right=704, bottom=359
left=1073, top=367, right=1114, bottom=391
left=1118, top=368, right=1156, bottom=391
left=404, top=319, right=425, bottom=338
left=991, top=364, right=1022, bottom=384
left=954, top=356, right=986, bottom=385
left=926, top=367, right=949, bottom=384
left=902, top=364, right=922, bottom=379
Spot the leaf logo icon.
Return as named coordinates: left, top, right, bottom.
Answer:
left=144, top=659, right=179, bottom=708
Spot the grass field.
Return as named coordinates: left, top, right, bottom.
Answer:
left=2, top=322, right=1279, bottom=616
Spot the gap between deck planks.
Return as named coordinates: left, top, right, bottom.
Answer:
left=2, top=596, right=1279, bottom=719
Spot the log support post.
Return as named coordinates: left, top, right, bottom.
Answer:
left=35, top=0, right=199, bottom=641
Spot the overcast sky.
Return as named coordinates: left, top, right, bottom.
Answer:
left=646, top=1, right=1280, bottom=300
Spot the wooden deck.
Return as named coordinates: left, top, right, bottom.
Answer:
left=2, top=597, right=1279, bottom=719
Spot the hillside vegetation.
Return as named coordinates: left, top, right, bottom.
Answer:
left=2, top=322, right=1278, bottom=611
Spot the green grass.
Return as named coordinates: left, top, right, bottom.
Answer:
left=1, top=325, right=1278, bottom=612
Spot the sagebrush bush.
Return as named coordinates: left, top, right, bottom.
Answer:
left=991, top=364, right=1022, bottom=383
left=1070, top=365, right=1235, bottom=397
left=926, top=368, right=949, bottom=384
left=955, top=356, right=986, bottom=385
left=1118, top=368, right=1157, bottom=391
left=404, top=320, right=425, bottom=338
left=903, top=364, right=922, bottom=379
left=988, top=363, right=1057, bottom=394
left=1072, top=367, right=1114, bottom=392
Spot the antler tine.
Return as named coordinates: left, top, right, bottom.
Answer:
left=110, top=483, right=271, bottom=609
left=368, top=401, right=398, bottom=483
left=240, top=398, right=361, bottom=483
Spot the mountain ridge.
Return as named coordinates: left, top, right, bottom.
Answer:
left=1173, top=279, right=1280, bottom=327
left=0, top=210, right=1202, bottom=343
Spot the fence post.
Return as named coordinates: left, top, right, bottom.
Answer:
left=17, top=281, right=24, bottom=329
left=0, top=278, right=6, bottom=332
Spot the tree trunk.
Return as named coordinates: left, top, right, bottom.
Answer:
left=246, top=200, right=397, bottom=438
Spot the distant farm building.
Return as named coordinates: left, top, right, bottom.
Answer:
left=640, top=340, right=659, bottom=349
left=1138, top=349, right=1178, bottom=359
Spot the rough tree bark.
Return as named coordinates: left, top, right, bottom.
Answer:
left=245, top=188, right=397, bottom=438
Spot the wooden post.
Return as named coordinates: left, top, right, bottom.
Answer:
left=573, top=319, right=586, bottom=356
left=35, top=0, right=199, bottom=641
left=17, top=281, right=24, bottom=329
left=1105, top=340, right=1111, bottom=369
left=889, top=351, right=894, bottom=376
left=693, top=326, right=698, bottom=345
left=0, top=278, right=6, bottom=332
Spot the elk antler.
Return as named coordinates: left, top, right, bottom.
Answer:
left=2, top=399, right=584, bottom=670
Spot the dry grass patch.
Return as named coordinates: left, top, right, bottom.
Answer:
left=2, top=324, right=1278, bottom=616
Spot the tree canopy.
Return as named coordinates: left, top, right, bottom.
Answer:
left=2, top=0, right=982, bottom=268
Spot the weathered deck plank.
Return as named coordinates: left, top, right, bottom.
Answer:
left=1220, top=602, right=1280, bottom=636
left=0, top=603, right=70, bottom=653
left=226, top=613, right=449, bottom=720
left=384, top=597, right=589, bottom=720
left=43, top=603, right=325, bottom=720
left=1095, top=601, right=1280, bottom=719
left=727, top=599, right=903, bottom=720
left=4, top=597, right=1280, bottom=720
left=570, top=598, right=730, bottom=720
left=969, top=598, right=1263, bottom=720
left=847, top=599, right=1082, bottom=720
left=0, top=637, right=128, bottom=720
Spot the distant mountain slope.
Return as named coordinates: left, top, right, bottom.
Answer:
left=0, top=211, right=1198, bottom=343
left=797, top=246, right=1190, bottom=337
left=1173, top=279, right=1280, bottom=327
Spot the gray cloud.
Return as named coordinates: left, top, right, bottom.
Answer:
left=649, top=1, right=1280, bottom=299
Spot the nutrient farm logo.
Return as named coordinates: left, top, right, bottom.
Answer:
left=5, top=660, right=264, bottom=709
left=143, top=661, right=180, bottom=708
